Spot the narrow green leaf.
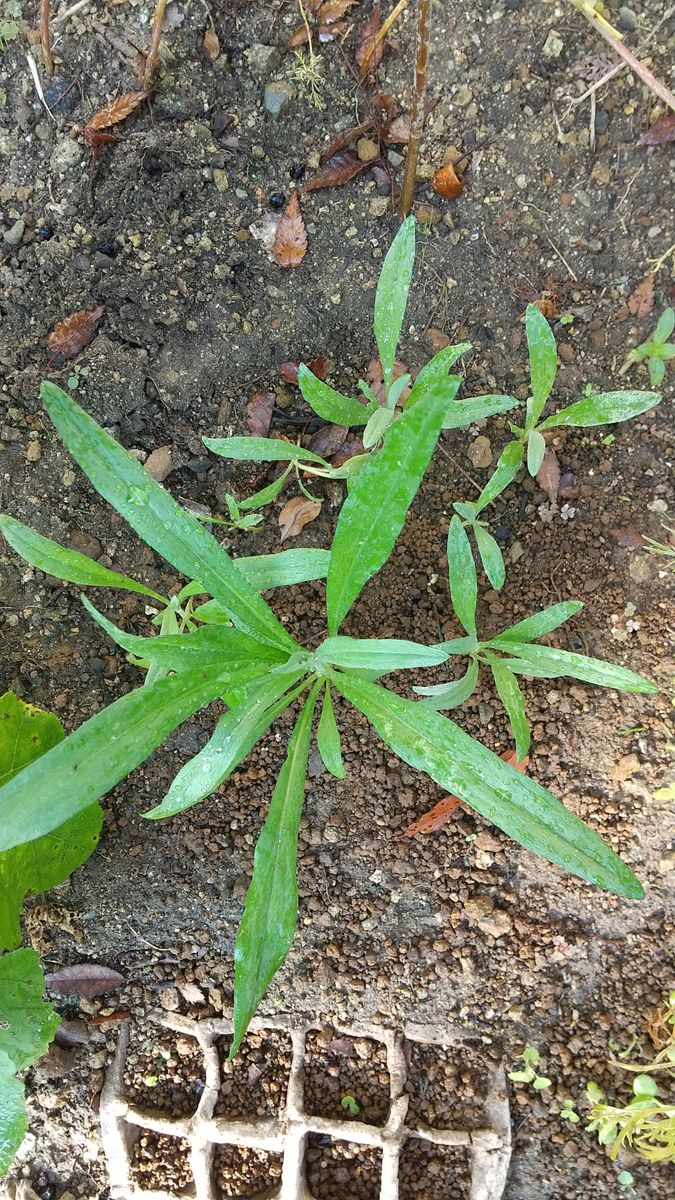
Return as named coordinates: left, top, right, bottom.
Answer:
left=236, top=549, right=331, bottom=590
left=203, top=436, right=328, bottom=465
left=374, top=215, right=416, bottom=390
left=0, top=515, right=164, bottom=601
left=538, top=391, right=661, bottom=431
left=414, top=659, right=479, bottom=710
left=332, top=675, right=643, bottom=898
left=653, top=308, right=674, bottom=345
left=237, top=466, right=293, bottom=511
left=0, top=1047, right=27, bottom=1176
left=386, top=374, right=412, bottom=411
left=362, top=406, right=394, bottom=449
left=473, top=524, right=506, bottom=590
left=144, top=674, right=308, bottom=819
left=232, top=683, right=321, bottom=1054
left=0, top=948, right=59, bottom=1072
left=492, top=601, right=584, bottom=644
left=442, top=395, right=518, bottom=430
left=484, top=641, right=658, bottom=693
left=453, top=501, right=478, bottom=521
left=648, top=358, right=666, bottom=387
left=527, top=429, right=547, bottom=476
left=525, top=303, right=558, bottom=425
left=488, top=656, right=531, bottom=760
left=447, top=516, right=477, bottom=636
left=317, top=683, right=345, bottom=778
left=40, top=384, right=294, bottom=652
left=475, top=440, right=524, bottom=514
left=317, top=636, right=448, bottom=672
left=326, top=383, right=450, bottom=635
left=404, top=342, right=472, bottom=411
left=297, top=365, right=376, bottom=427
left=437, top=636, right=479, bottom=655
left=0, top=671, right=229, bottom=852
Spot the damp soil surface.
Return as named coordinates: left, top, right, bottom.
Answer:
left=1, top=2, right=675, bottom=1199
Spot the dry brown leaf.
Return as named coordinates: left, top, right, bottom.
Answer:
left=203, top=27, right=220, bottom=61
left=396, top=751, right=528, bottom=840
left=332, top=434, right=365, bottom=467
left=318, top=21, right=348, bottom=40
left=178, top=981, right=206, bottom=1005
left=609, top=526, right=645, bottom=550
left=246, top=391, right=276, bottom=437
left=303, top=150, right=370, bottom=192
left=384, top=114, right=411, bottom=143
left=430, top=161, right=465, bottom=200
left=636, top=113, right=675, bottom=147
left=47, top=305, right=105, bottom=359
left=45, top=963, right=126, bottom=998
left=366, top=356, right=410, bottom=406
left=286, top=25, right=311, bottom=48
left=356, top=2, right=383, bottom=74
left=627, top=274, right=656, bottom=318
left=536, top=448, right=561, bottom=506
left=319, top=0, right=359, bottom=23
left=273, top=191, right=308, bottom=268
left=307, top=424, right=348, bottom=460
left=320, top=120, right=374, bottom=163
left=278, top=495, right=321, bottom=541
left=84, top=90, right=148, bottom=133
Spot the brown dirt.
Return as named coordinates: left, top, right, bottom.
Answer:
left=305, top=1136, right=382, bottom=1200
left=304, top=1030, right=390, bottom=1124
left=399, top=1141, right=471, bottom=1200
left=215, top=1028, right=292, bottom=1118
left=1, top=1, right=675, bottom=1198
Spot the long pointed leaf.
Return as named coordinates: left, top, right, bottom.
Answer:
left=488, top=656, right=530, bottom=760
left=326, top=384, right=451, bottom=634
left=525, top=304, right=558, bottom=426
left=404, top=343, right=472, bottom=411
left=236, top=549, right=331, bottom=590
left=297, top=365, right=376, bottom=426
left=41, top=384, right=294, bottom=652
left=317, top=683, right=345, bottom=778
left=484, top=641, right=658, bottom=693
left=203, top=437, right=328, bottom=465
left=473, top=523, right=506, bottom=590
left=442, top=395, right=517, bottom=429
left=316, top=636, right=448, bottom=672
left=538, top=390, right=661, bottom=431
left=447, top=516, right=477, bottom=636
left=374, top=215, right=415, bottom=390
left=475, top=440, right=524, bottom=514
left=232, top=682, right=321, bottom=1054
left=492, top=601, right=583, bottom=644
left=414, top=659, right=479, bottom=710
left=332, top=674, right=643, bottom=898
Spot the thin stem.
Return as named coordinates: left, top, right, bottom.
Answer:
left=360, top=0, right=410, bottom=75
left=570, top=0, right=675, bottom=111
left=143, top=0, right=168, bottom=92
left=399, top=0, right=431, bottom=218
left=41, top=0, right=55, bottom=76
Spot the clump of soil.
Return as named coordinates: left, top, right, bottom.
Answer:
left=123, top=1025, right=205, bottom=1116
left=131, top=1131, right=193, bottom=1192
left=212, top=1144, right=283, bottom=1197
left=404, top=1040, right=492, bottom=1130
left=304, top=1029, right=390, bottom=1124
left=305, top=1136, right=381, bottom=1200
left=399, top=1140, right=471, bottom=1200
left=215, top=1029, right=293, bottom=1118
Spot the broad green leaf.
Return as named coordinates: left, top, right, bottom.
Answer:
left=538, top=391, right=661, bottom=431
left=191, top=600, right=233, bottom=625
left=442, top=395, right=518, bottom=430
left=437, top=636, right=479, bottom=655
left=332, top=674, right=643, bottom=898
left=297, top=365, right=376, bottom=427
left=447, top=517, right=477, bottom=636
left=488, top=656, right=530, bottom=760
left=316, top=683, right=345, bottom=778
left=414, top=659, right=479, bottom=710
left=41, top=384, right=294, bottom=652
left=648, top=358, right=666, bottom=387
left=232, top=683, right=321, bottom=1054
left=453, top=501, right=478, bottom=521
left=81, top=596, right=288, bottom=674
left=237, top=466, right=292, bottom=511
left=326, top=383, right=450, bottom=635
left=316, top=636, right=448, bottom=672
left=493, top=601, right=583, bottom=644
left=485, top=641, right=658, bottom=693
left=525, top=303, right=558, bottom=425
left=495, top=657, right=566, bottom=680
left=144, top=674, right=308, bottom=819
left=203, top=436, right=328, bottom=465
left=653, top=308, right=674, bottom=344
left=0, top=515, right=164, bottom=601
left=527, top=429, right=547, bottom=476
left=0, top=671, right=229, bottom=852
left=363, top=405, right=394, bottom=449
left=0, top=1047, right=26, bottom=1176
left=475, top=440, right=524, bottom=514
left=374, top=215, right=415, bottom=390
left=404, top=343, right=472, bottom=411
left=0, top=691, right=63, bottom=786
left=236, top=549, right=331, bottom=590
left=0, top=949, right=59, bottom=1071
left=473, top=524, right=506, bottom=590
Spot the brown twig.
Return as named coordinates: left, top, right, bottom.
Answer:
left=360, top=0, right=410, bottom=75
left=143, top=0, right=168, bottom=92
left=570, top=0, right=675, bottom=111
left=399, top=0, right=430, bottom=218
left=41, top=0, right=55, bottom=76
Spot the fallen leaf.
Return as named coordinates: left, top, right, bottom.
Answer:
left=45, top=963, right=126, bottom=998
left=327, top=1036, right=356, bottom=1057
left=47, top=305, right=106, bottom=360
left=278, top=495, right=321, bottom=541
left=89, top=1010, right=132, bottom=1025
left=430, top=161, right=465, bottom=200
left=280, top=355, right=328, bottom=386
left=144, top=445, right=173, bottom=482
left=396, top=751, right=528, bottom=839
left=319, top=0, right=359, bottom=22
left=366, top=356, right=410, bottom=406
left=273, top=191, right=308, bottom=268
left=636, top=113, right=675, bottom=147
left=332, top=434, right=365, bottom=467
left=536, top=448, right=561, bottom=506
left=84, top=90, right=147, bottom=134
left=303, top=150, right=369, bottom=192
left=286, top=25, right=311, bottom=48
left=627, top=274, right=655, bottom=317
left=318, top=21, right=348, bottom=41
left=178, top=981, right=206, bottom=1005
left=356, top=2, right=384, bottom=74
left=384, top=114, right=411, bottom=143
left=532, top=296, right=558, bottom=319
left=246, top=391, right=276, bottom=437
left=609, top=526, right=645, bottom=550
left=203, top=27, right=220, bottom=62
left=161, top=0, right=185, bottom=32
left=321, top=120, right=374, bottom=162
left=308, top=424, right=348, bottom=459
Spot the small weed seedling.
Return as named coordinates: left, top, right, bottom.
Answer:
left=341, top=1094, right=361, bottom=1116
left=620, top=308, right=675, bottom=388
left=508, top=1046, right=552, bottom=1091
left=0, top=221, right=661, bottom=1069
left=644, top=516, right=675, bottom=575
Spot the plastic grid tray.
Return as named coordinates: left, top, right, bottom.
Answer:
left=100, top=1012, right=511, bottom=1200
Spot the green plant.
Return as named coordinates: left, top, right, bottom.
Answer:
left=413, top=533, right=655, bottom=759
left=508, top=1045, right=552, bottom=1091
left=560, top=1098, right=580, bottom=1123
left=0, top=224, right=660, bottom=1061
left=621, top=308, right=675, bottom=388
left=0, top=2, right=22, bottom=51
left=341, top=1094, right=361, bottom=1115
left=644, top=516, right=675, bottom=575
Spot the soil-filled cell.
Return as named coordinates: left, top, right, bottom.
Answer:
left=304, top=1029, right=390, bottom=1124
left=399, top=1140, right=471, bottom=1200
left=132, top=1131, right=193, bottom=1193
left=213, top=1144, right=284, bottom=1197
left=404, top=1041, right=490, bottom=1130
left=124, top=1026, right=205, bottom=1117
left=215, top=1029, right=293, bottom=1118
left=306, top=1135, right=381, bottom=1200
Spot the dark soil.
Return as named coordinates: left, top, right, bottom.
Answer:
left=2, top=0, right=675, bottom=1198
left=304, top=1030, right=390, bottom=1124
left=212, top=1145, right=283, bottom=1199
left=124, top=1024, right=205, bottom=1117
left=305, top=1136, right=382, bottom=1200
left=131, top=1131, right=192, bottom=1193
left=215, top=1029, right=292, bottom=1118
left=399, top=1140, right=471, bottom=1200
left=404, top=1041, right=492, bottom=1131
